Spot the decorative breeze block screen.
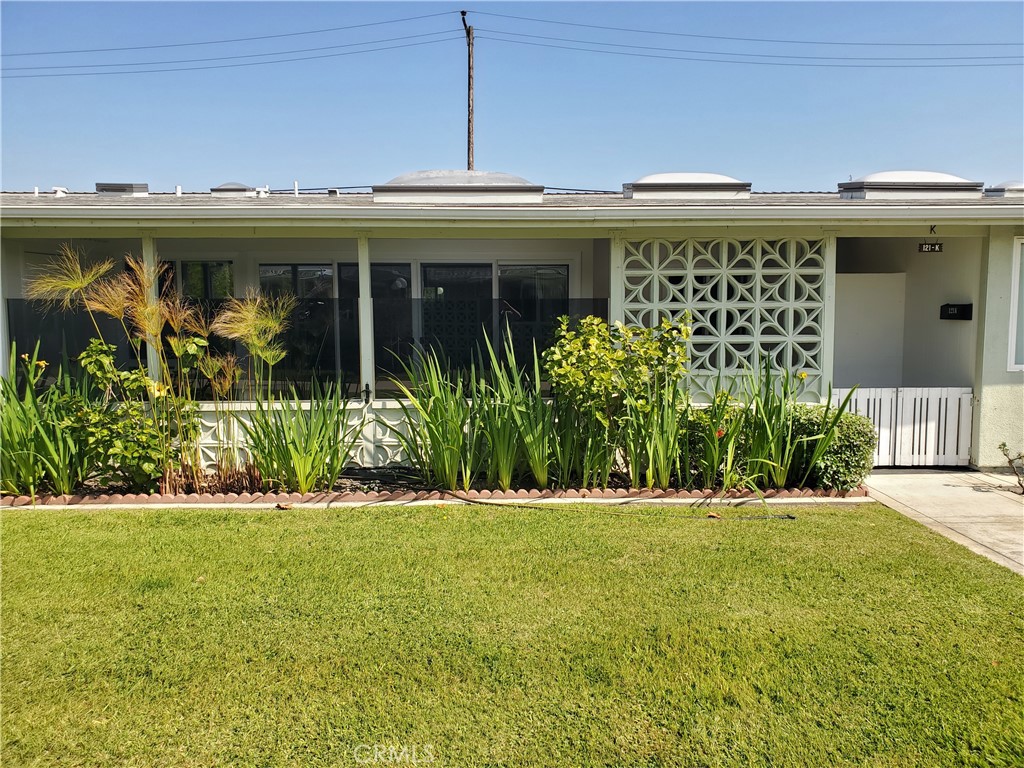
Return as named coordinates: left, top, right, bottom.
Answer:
left=623, top=238, right=827, bottom=397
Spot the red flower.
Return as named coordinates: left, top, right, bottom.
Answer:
left=715, top=428, right=726, bottom=439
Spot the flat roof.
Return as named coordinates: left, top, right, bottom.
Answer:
left=2, top=190, right=1021, bottom=208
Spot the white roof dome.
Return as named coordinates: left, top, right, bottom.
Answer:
left=852, top=170, right=975, bottom=184
left=624, top=171, right=751, bottom=200
left=633, top=172, right=746, bottom=185
left=839, top=170, right=983, bottom=200
left=381, top=169, right=536, bottom=187
left=985, top=180, right=1024, bottom=198
left=373, top=169, right=543, bottom=203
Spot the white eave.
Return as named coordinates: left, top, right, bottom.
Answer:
left=2, top=201, right=1021, bottom=229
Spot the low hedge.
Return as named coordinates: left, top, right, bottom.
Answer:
left=791, top=406, right=878, bottom=490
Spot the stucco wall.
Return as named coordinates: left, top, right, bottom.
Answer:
left=837, top=237, right=982, bottom=388
left=972, top=230, right=1024, bottom=467
left=834, top=273, right=906, bottom=387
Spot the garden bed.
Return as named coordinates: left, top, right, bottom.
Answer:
left=4, top=255, right=878, bottom=502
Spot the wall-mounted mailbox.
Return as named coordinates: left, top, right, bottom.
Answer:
left=940, top=303, right=972, bottom=320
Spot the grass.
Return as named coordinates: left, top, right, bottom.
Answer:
left=2, top=503, right=1022, bottom=767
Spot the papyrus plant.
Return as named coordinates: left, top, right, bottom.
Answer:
left=211, top=289, right=296, bottom=401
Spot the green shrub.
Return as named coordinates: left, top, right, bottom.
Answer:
left=792, top=406, right=876, bottom=490
left=544, top=315, right=690, bottom=488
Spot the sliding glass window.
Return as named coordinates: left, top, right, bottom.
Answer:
left=181, top=261, right=233, bottom=299
left=258, top=264, right=337, bottom=393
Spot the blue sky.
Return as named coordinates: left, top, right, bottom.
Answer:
left=2, top=1, right=1021, bottom=193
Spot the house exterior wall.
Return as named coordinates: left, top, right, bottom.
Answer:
left=836, top=237, right=982, bottom=388
left=972, top=229, right=1024, bottom=467
left=834, top=273, right=906, bottom=388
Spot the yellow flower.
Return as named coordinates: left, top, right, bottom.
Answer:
left=146, top=381, right=168, bottom=398
left=36, top=360, right=48, bottom=369
left=797, top=371, right=808, bottom=381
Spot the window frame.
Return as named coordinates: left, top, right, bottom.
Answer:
left=1009, top=236, right=1024, bottom=372
left=178, top=260, right=234, bottom=300
left=258, top=263, right=334, bottom=299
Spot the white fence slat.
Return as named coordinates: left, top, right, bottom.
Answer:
left=922, top=389, right=941, bottom=466
left=902, top=389, right=913, bottom=466
left=834, top=386, right=972, bottom=468
left=957, top=391, right=973, bottom=464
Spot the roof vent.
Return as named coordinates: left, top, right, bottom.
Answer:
left=373, top=169, right=544, bottom=203
left=838, top=171, right=983, bottom=200
left=624, top=173, right=752, bottom=200
left=210, top=182, right=257, bottom=198
left=96, top=182, right=149, bottom=196
left=984, top=180, right=1024, bottom=198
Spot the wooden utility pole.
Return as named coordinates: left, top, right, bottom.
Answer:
left=461, top=10, right=474, bottom=170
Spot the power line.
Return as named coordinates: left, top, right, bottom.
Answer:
left=0, top=37, right=463, bottom=79
left=1, top=10, right=457, bottom=57
left=477, top=36, right=1024, bottom=68
left=9, top=22, right=1013, bottom=78
left=3, top=30, right=458, bottom=72
left=469, top=9, right=1023, bottom=48
left=475, top=28, right=1023, bottom=62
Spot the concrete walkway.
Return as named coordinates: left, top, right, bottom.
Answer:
left=867, top=470, right=1024, bottom=575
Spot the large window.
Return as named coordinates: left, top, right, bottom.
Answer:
left=337, top=264, right=413, bottom=378
left=333, top=260, right=599, bottom=383
left=258, top=264, right=337, bottom=391
left=1010, top=238, right=1024, bottom=371
left=259, top=264, right=333, bottom=298
left=180, top=261, right=233, bottom=299
left=421, top=265, right=492, bottom=368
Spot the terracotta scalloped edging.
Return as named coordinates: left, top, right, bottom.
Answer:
left=0, top=486, right=869, bottom=507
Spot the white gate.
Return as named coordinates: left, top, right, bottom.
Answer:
left=833, top=388, right=973, bottom=467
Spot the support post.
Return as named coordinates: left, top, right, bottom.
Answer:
left=141, top=235, right=160, bottom=380
left=820, top=233, right=838, bottom=401
left=0, top=240, right=9, bottom=378
left=609, top=230, right=626, bottom=325
left=357, top=234, right=375, bottom=401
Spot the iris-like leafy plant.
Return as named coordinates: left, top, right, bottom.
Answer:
left=622, top=374, right=686, bottom=490
left=242, top=381, right=360, bottom=494
left=389, top=348, right=480, bottom=492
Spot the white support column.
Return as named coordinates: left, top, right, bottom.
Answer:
left=141, top=235, right=160, bottom=380
left=820, top=233, right=838, bottom=401
left=356, top=233, right=375, bottom=401
left=0, top=239, right=9, bottom=378
left=609, top=230, right=626, bottom=325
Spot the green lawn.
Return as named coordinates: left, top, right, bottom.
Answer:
left=2, top=503, right=1022, bottom=767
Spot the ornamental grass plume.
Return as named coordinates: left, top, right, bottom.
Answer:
left=160, top=292, right=203, bottom=336
left=122, top=255, right=168, bottom=347
left=211, top=289, right=296, bottom=394
left=83, top=272, right=131, bottom=322
left=25, top=243, right=113, bottom=310
left=212, top=291, right=295, bottom=353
